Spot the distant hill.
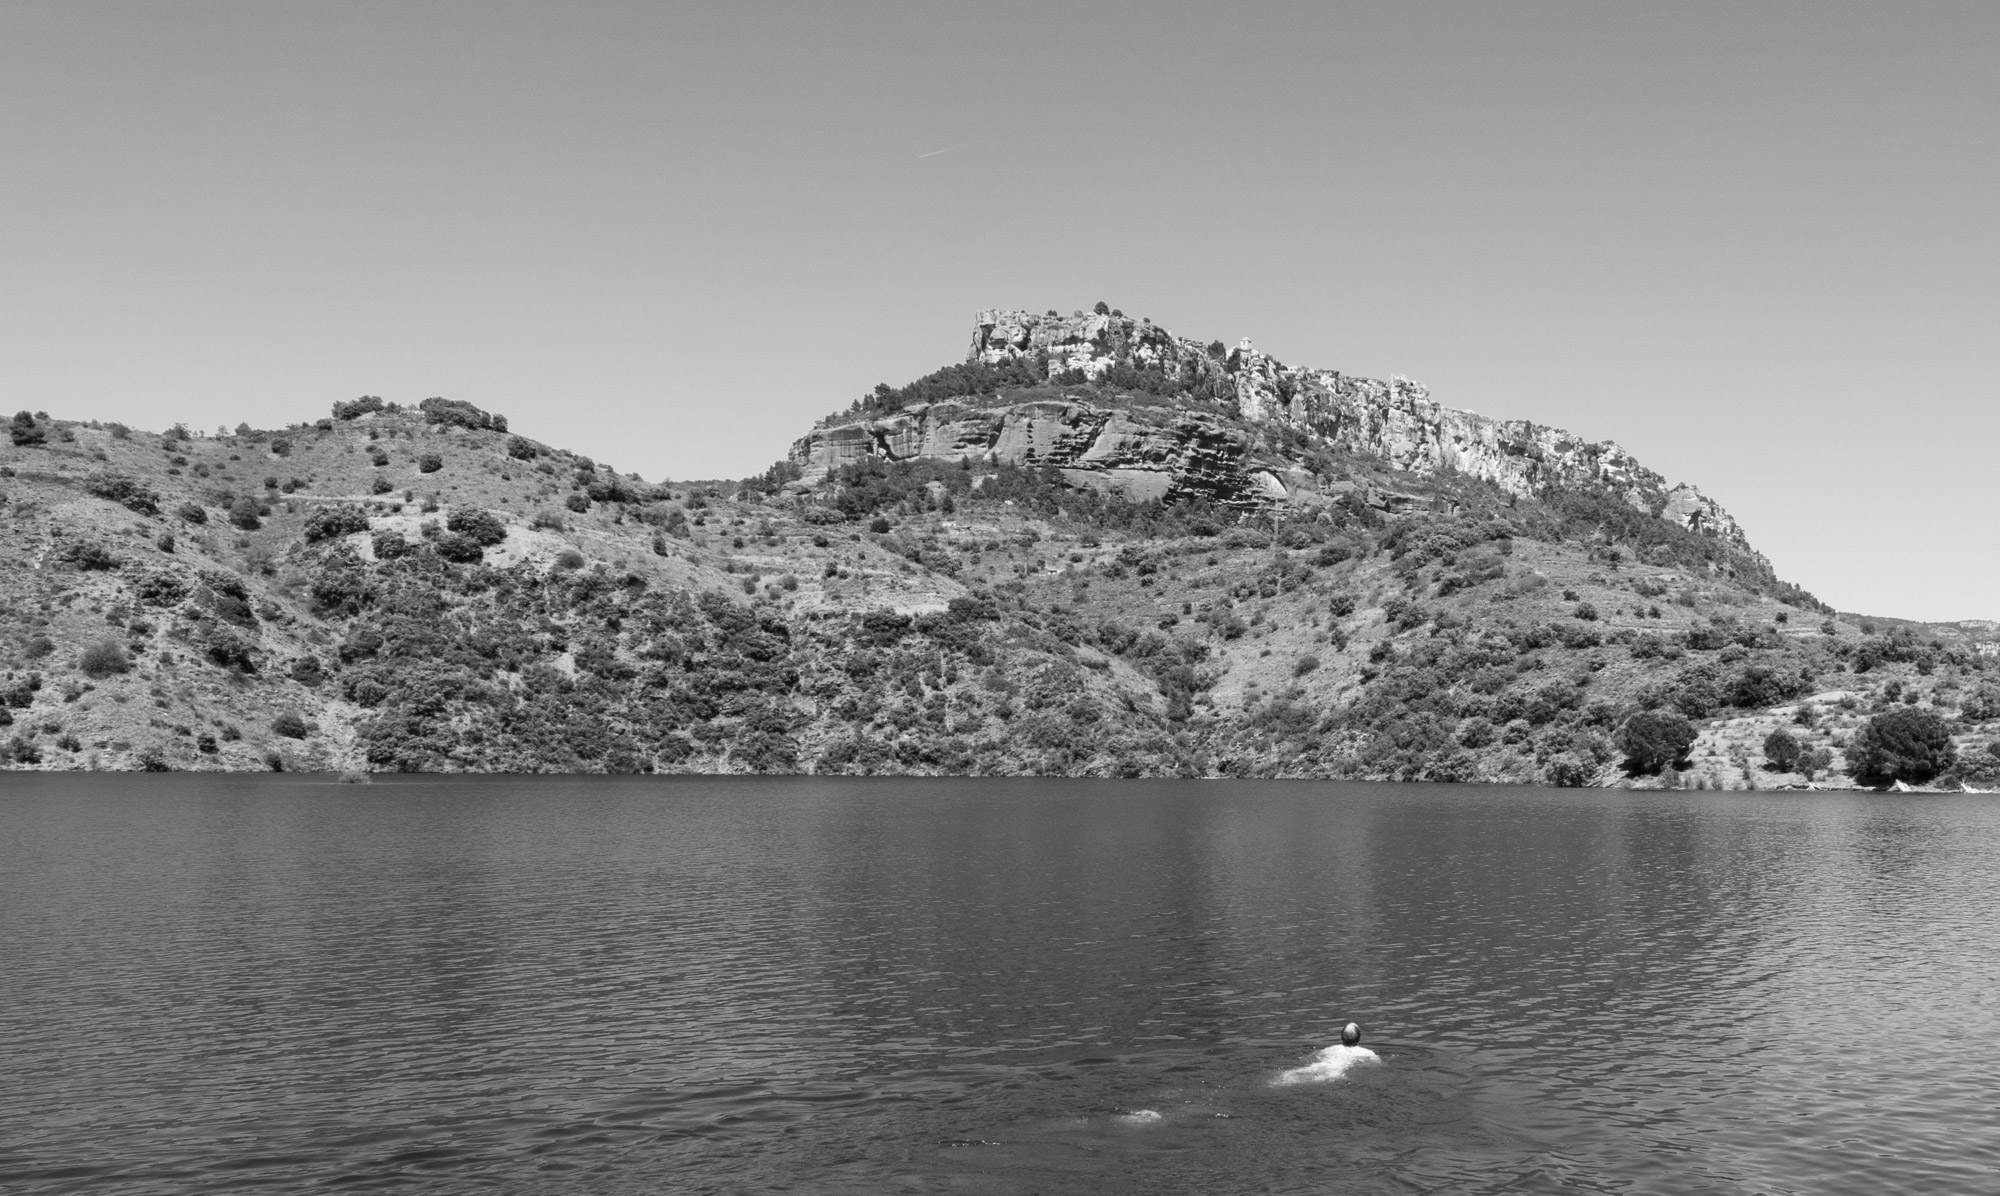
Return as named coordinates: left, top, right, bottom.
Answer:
left=0, top=308, right=1993, bottom=785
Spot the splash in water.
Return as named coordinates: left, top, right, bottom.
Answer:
left=1274, top=1043, right=1380, bottom=1086
left=1114, top=1109, right=1163, bottom=1125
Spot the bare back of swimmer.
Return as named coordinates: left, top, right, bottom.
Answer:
left=1274, top=1021, right=1378, bottom=1085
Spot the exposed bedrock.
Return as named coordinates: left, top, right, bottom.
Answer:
left=792, top=400, right=1286, bottom=508
left=795, top=308, right=1749, bottom=546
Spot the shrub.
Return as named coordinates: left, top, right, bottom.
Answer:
left=371, top=530, right=410, bottom=560
left=78, top=640, right=130, bottom=679
left=1730, top=664, right=1808, bottom=709
left=434, top=533, right=486, bottom=564
left=418, top=452, right=443, bottom=473
left=370, top=478, right=394, bottom=494
left=553, top=548, right=586, bottom=570
left=1629, top=633, right=1681, bottom=661
left=1960, top=685, right=2000, bottom=723
left=269, top=437, right=292, bottom=457
left=565, top=492, right=591, bottom=513
left=869, top=516, right=892, bottom=534
left=531, top=510, right=565, bottom=532
left=228, top=495, right=261, bottom=530
left=332, top=395, right=385, bottom=420
left=303, top=506, right=370, bottom=542
left=308, top=552, right=372, bottom=617
left=201, top=623, right=258, bottom=671
left=61, top=542, right=120, bottom=572
left=1847, top=708, right=1956, bottom=787
left=418, top=396, right=506, bottom=433
left=1762, top=727, right=1803, bottom=772
left=1292, top=654, right=1320, bottom=677
left=947, top=594, right=1000, bottom=623
left=83, top=472, right=160, bottom=515
left=1553, top=622, right=1602, bottom=649
left=1617, top=710, right=1697, bottom=774
left=9, top=411, right=46, bottom=447
left=176, top=501, right=208, bottom=524
left=1544, top=752, right=1594, bottom=787
left=506, top=436, right=540, bottom=460
left=271, top=712, right=309, bottom=739
left=445, top=507, right=507, bottom=547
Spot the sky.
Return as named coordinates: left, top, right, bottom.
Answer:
left=2, top=2, right=1995, bottom=621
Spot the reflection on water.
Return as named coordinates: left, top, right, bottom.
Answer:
left=3, top=775, right=1998, bottom=1193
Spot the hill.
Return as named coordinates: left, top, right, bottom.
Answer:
left=0, top=309, right=1994, bottom=786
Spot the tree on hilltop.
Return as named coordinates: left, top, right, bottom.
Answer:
left=9, top=411, right=45, bottom=447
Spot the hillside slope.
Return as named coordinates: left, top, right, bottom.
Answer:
left=0, top=312, right=1994, bottom=785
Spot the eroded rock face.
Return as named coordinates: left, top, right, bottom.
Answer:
left=791, top=399, right=1285, bottom=508
left=801, top=308, right=1750, bottom=547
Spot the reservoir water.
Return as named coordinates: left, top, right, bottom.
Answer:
left=3, top=775, right=1996, bottom=1194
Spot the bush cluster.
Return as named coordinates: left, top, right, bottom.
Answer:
left=419, top=397, right=507, bottom=433
left=445, top=508, right=508, bottom=548
left=78, top=640, right=131, bottom=679
left=304, top=506, right=371, bottom=543
left=83, top=472, right=160, bottom=515
left=10, top=411, right=46, bottom=447
left=332, top=396, right=386, bottom=420
left=61, top=542, right=120, bottom=572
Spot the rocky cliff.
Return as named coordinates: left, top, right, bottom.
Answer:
left=791, top=308, right=1749, bottom=548
left=792, top=400, right=1290, bottom=509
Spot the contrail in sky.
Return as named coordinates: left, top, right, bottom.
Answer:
left=916, top=146, right=955, bottom=159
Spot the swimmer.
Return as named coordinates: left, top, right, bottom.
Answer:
left=1274, top=1021, right=1379, bottom=1086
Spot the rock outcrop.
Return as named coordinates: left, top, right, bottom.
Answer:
left=794, top=308, right=1750, bottom=547
left=793, top=399, right=1287, bottom=508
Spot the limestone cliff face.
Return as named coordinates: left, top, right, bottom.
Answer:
left=793, top=400, right=1288, bottom=508
left=796, top=308, right=1750, bottom=547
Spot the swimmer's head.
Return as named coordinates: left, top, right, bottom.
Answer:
left=1340, top=1022, right=1360, bottom=1047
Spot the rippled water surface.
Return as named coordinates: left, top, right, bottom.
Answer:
left=4, top=775, right=1998, bottom=1194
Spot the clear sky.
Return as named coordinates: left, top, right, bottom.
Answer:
left=3, top=2, right=1994, bottom=620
